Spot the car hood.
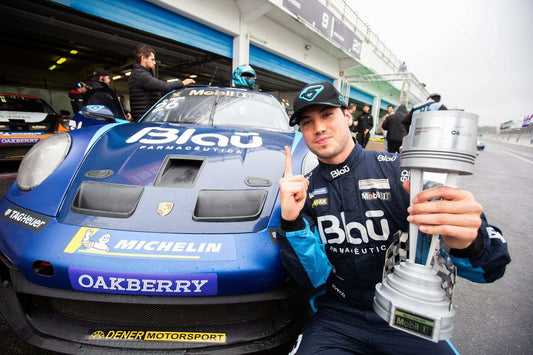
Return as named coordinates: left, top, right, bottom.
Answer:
left=57, top=122, right=294, bottom=234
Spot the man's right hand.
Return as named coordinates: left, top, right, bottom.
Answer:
left=278, top=146, right=309, bottom=221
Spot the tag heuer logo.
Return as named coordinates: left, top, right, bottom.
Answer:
left=157, top=202, right=174, bottom=216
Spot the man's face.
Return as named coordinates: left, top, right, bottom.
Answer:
left=298, top=105, right=354, bottom=165
left=387, top=106, right=394, bottom=114
left=143, top=52, right=156, bottom=69
left=363, top=105, right=370, bottom=113
left=100, top=75, right=111, bottom=85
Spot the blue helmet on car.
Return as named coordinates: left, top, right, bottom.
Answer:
left=232, top=64, right=256, bottom=89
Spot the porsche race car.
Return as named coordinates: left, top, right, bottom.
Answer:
left=0, top=93, right=70, bottom=161
left=0, top=86, right=318, bottom=353
left=68, top=104, right=129, bottom=130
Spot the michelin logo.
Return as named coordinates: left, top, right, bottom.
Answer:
left=64, top=227, right=237, bottom=261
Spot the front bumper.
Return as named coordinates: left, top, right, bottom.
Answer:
left=0, top=265, right=309, bottom=354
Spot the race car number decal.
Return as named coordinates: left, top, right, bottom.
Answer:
left=88, top=330, right=226, bottom=343
left=69, top=267, right=217, bottom=296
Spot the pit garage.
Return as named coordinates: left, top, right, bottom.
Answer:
left=1, top=0, right=312, bottom=117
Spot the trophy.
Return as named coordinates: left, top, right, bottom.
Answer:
left=373, top=110, right=479, bottom=342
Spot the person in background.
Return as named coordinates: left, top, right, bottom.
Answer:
left=117, top=95, right=132, bottom=121
left=355, top=104, right=373, bottom=148
left=402, top=93, right=447, bottom=132
left=85, top=68, right=126, bottom=119
left=382, top=103, right=408, bottom=153
left=380, top=104, right=394, bottom=151
left=232, top=64, right=256, bottom=90
left=128, top=43, right=195, bottom=121
left=68, top=81, right=87, bottom=114
left=277, top=81, right=510, bottom=354
left=347, top=103, right=357, bottom=143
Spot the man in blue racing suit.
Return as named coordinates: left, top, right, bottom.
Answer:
left=277, top=82, right=510, bottom=354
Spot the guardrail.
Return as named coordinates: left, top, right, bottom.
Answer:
left=496, top=127, right=533, bottom=146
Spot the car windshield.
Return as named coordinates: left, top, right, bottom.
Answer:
left=0, top=94, right=55, bottom=114
left=141, top=88, right=290, bottom=131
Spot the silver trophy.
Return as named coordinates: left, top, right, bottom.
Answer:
left=373, top=110, right=479, bottom=342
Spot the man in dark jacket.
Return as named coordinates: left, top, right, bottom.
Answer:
left=128, top=44, right=195, bottom=121
left=382, top=104, right=408, bottom=153
left=85, top=68, right=126, bottom=119
left=277, top=81, right=510, bottom=354
left=355, top=104, right=373, bottom=148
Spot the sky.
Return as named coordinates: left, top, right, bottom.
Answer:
left=346, top=0, right=533, bottom=127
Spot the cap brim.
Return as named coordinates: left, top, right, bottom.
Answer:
left=289, top=102, right=344, bottom=126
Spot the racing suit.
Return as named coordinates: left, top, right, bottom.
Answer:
left=277, top=143, right=510, bottom=354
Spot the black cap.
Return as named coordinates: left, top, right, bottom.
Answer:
left=428, top=92, right=441, bottom=100
left=93, top=68, right=109, bottom=77
left=290, top=81, right=348, bottom=126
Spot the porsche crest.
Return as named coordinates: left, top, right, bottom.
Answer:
left=157, top=202, right=174, bottom=216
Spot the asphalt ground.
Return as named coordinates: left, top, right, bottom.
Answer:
left=0, top=137, right=530, bottom=354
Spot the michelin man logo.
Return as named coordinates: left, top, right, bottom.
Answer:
left=299, top=85, right=324, bottom=102
left=82, top=229, right=111, bottom=252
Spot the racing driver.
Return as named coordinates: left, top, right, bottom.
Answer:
left=277, top=81, right=511, bottom=354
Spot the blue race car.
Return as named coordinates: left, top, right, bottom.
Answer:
left=0, top=86, right=318, bottom=353
left=68, top=104, right=129, bottom=130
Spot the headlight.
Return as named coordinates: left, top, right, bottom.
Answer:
left=301, top=151, right=319, bottom=175
left=17, top=133, right=71, bottom=190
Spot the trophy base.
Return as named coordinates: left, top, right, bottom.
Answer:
left=373, top=260, right=455, bottom=343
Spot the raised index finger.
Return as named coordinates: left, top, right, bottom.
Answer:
left=284, top=145, right=293, bottom=177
